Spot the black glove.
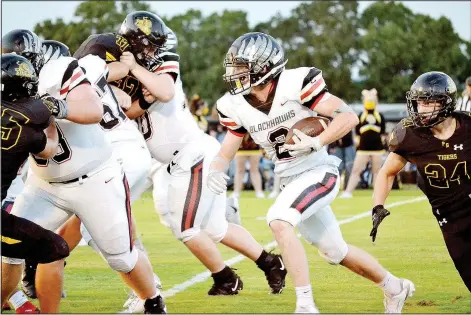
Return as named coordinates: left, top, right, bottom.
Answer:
left=41, top=94, right=68, bottom=119
left=370, top=205, right=390, bottom=243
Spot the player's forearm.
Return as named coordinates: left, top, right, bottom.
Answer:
left=107, top=61, right=130, bottom=82
left=372, top=168, right=395, bottom=206
left=319, top=112, right=359, bottom=146
left=37, top=120, right=59, bottom=159
left=125, top=100, right=146, bottom=120
left=65, top=85, right=103, bottom=124
left=131, top=66, right=175, bottom=102
left=210, top=134, right=242, bottom=172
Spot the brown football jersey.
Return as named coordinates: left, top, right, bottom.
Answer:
left=74, top=33, right=143, bottom=102
left=389, top=112, right=471, bottom=221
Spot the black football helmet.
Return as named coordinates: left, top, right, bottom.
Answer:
left=223, top=32, right=288, bottom=95
left=42, top=40, right=71, bottom=64
left=2, top=29, right=44, bottom=74
left=406, top=71, right=457, bottom=127
left=1, top=53, right=39, bottom=101
left=118, top=11, right=169, bottom=71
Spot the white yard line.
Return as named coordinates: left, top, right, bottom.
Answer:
left=162, top=196, right=427, bottom=298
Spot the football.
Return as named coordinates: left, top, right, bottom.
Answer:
left=285, top=116, right=330, bottom=145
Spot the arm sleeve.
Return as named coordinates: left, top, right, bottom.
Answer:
left=299, top=67, right=328, bottom=110
left=59, top=60, right=90, bottom=99
left=216, top=102, right=247, bottom=137
left=28, top=129, right=48, bottom=155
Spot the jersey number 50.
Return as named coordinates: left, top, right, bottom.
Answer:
left=32, top=124, right=72, bottom=166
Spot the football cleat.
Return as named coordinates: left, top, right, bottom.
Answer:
left=15, top=301, right=39, bottom=314
left=294, top=304, right=319, bottom=313
left=143, top=295, right=167, bottom=314
left=208, top=271, right=243, bottom=295
left=383, top=279, right=415, bottom=313
left=263, top=254, right=287, bottom=294
left=122, top=273, right=163, bottom=313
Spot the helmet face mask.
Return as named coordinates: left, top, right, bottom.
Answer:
left=1, top=53, right=39, bottom=101
left=406, top=72, right=457, bottom=128
left=119, top=11, right=168, bottom=72
left=223, top=32, right=287, bottom=96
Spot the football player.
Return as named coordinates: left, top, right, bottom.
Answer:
left=120, top=27, right=287, bottom=313
left=1, top=53, right=70, bottom=313
left=209, top=32, right=414, bottom=313
left=2, top=30, right=166, bottom=313
left=371, top=71, right=471, bottom=292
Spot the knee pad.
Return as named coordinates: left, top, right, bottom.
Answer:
left=104, top=247, right=138, bottom=273
left=177, top=227, right=202, bottom=243
left=317, top=241, right=348, bottom=265
left=266, top=205, right=300, bottom=227
left=204, top=221, right=228, bottom=243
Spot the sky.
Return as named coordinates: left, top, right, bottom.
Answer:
left=1, top=1, right=470, bottom=42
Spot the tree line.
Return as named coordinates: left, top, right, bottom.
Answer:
left=34, top=0, right=471, bottom=105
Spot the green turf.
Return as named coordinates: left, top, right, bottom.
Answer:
left=6, top=189, right=471, bottom=313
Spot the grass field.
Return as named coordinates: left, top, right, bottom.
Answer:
left=9, top=189, right=471, bottom=313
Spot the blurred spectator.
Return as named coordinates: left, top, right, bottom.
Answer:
left=456, top=76, right=471, bottom=112
left=189, top=94, right=209, bottom=132
left=231, top=134, right=265, bottom=199
left=340, top=88, right=386, bottom=198
left=328, top=130, right=355, bottom=190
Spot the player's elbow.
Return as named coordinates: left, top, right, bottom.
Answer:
left=158, top=89, right=175, bottom=103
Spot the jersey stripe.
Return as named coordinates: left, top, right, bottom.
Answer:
left=60, top=68, right=87, bottom=96
left=301, top=76, right=325, bottom=103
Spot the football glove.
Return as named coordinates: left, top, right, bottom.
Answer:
left=282, top=129, right=323, bottom=157
left=208, top=169, right=229, bottom=195
left=41, top=94, right=68, bottom=119
left=370, top=205, right=390, bottom=243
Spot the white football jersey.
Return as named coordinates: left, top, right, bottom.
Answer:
left=136, top=77, right=203, bottom=164
left=30, top=56, right=112, bottom=182
left=78, top=54, right=142, bottom=143
left=135, top=45, right=203, bottom=164
left=217, top=67, right=340, bottom=177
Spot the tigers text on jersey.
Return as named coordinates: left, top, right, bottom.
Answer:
left=31, top=56, right=112, bottom=182
left=136, top=78, right=204, bottom=164
left=217, top=67, right=340, bottom=178
left=389, top=112, right=471, bottom=221
left=78, top=54, right=142, bottom=143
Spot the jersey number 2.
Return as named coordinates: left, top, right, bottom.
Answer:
left=32, top=124, right=72, bottom=166
left=268, top=127, right=294, bottom=161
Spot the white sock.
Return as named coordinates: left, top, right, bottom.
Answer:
left=295, top=285, right=315, bottom=307
left=9, top=291, right=28, bottom=310
left=379, top=272, right=402, bottom=296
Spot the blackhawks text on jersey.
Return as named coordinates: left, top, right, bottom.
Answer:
left=217, top=67, right=341, bottom=178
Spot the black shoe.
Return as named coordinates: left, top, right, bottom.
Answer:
left=208, top=270, right=243, bottom=295
left=22, top=263, right=37, bottom=299
left=144, top=295, right=167, bottom=314
left=263, top=254, right=287, bottom=294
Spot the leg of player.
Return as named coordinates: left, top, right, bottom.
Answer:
left=340, top=153, right=369, bottom=198
left=36, top=259, right=66, bottom=313
left=269, top=220, right=316, bottom=313
left=370, top=154, right=383, bottom=186
left=248, top=154, right=265, bottom=198
left=298, top=206, right=415, bottom=313
left=1, top=262, right=22, bottom=306
left=231, top=155, right=247, bottom=199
